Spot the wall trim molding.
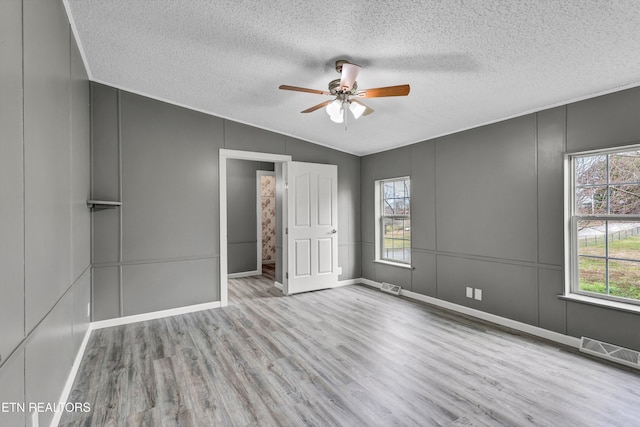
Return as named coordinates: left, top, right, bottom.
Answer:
left=228, top=270, right=260, bottom=279
left=362, top=244, right=563, bottom=271
left=51, top=324, right=93, bottom=427
left=91, top=301, right=221, bottom=330
left=274, top=281, right=284, bottom=290
left=337, top=278, right=361, bottom=287
left=91, top=255, right=219, bottom=269
left=358, top=278, right=581, bottom=349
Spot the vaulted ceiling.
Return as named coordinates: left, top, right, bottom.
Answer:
left=65, top=1, right=640, bottom=155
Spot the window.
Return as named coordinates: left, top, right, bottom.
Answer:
left=569, top=146, right=640, bottom=305
left=377, top=177, right=411, bottom=264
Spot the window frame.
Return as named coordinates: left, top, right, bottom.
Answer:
left=565, top=144, right=640, bottom=307
left=375, top=176, right=412, bottom=266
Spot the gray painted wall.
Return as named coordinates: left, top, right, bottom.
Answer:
left=227, top=160, right=274, bottom=274
left=91, top=88, right=222, bottom=319
left=91, top=85, right=361, bottom=320
left=362, top=88, right=640, bottom=352
left=0, top=1, right=91, bottom=426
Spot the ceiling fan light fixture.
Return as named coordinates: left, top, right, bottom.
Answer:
left=329, top=113, right=344, bottom=124
left=349, top=100, right=366, bottom=119
left=325, top=99, right=341, bottom=115
left=326, top=99, right=344, bottom=123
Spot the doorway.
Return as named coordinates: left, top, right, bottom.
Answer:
left=219, top=149, right=292, bottom=306
left=220, top=149, right=339, bottom=306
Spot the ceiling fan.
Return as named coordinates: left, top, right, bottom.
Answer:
left=279, top=60, right=410, bottom=126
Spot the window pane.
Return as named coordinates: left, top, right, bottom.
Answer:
left=608, top=222, right=640, bottom=261
left=576, top=186, right=607, bottom=215
left=577, top=220, right=606, bottom=257
left=576, top=155, right=607, bottom=185
left=382, top=217, right=399, bottom=260
left=578, top=256, right=607, bottom=295
left=609, top=150, right=640, bottom=184
left=403, top=218, right=411, bottom=262
left=609, top=185, right=640, bottom=214
left=383, top=182, right=394, bottom=214
left=394, top=180, right=405, bottom=198
left=403, top=218, right=411, bottom=241
left=382, top=217, right=410, bottom=262
left=608, top=259, right=640, bottom=300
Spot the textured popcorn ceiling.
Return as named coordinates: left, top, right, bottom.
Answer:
left=65, top=1, right=640, bottom=155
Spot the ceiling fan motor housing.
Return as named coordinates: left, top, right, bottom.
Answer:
left=334, top=59, right=350, bottom=73
left=329, top=78, right=358, bottom=95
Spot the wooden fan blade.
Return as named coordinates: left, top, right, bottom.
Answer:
left=301, top=100, right=334, bottom=113
left=279, top=85, right=330, bottom=95
left=357, top=84, right=410, bottom=98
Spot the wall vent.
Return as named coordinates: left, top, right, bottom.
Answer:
left=380, top=282, right=402, bottom=296
left=580, top=337, right=640, bottom=370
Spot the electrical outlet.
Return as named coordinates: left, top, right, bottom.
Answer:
left=466, top=287, right=473, bottom=298
left=87, top=302, right=91, bottom=318
left=338, top=267, right=343, bottom=275
left=474, top=288, right=483, bottom=301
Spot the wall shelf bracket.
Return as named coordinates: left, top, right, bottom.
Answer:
left=87, top=200, right=122, bottom=210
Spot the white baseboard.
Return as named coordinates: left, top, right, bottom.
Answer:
left=51, top=324, right=93, bottom=427
left=91, top=301, right=221, bottom=330
left=228, top=270, right=260, bottom=279
left=358, top=278, right=581, bottom=349
left=274, top=281, right=284, bottom=290
left=359, top=278, right=381, bottom=289
left=335, top=278, right=360, bottom=287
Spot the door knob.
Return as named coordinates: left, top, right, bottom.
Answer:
left=330, top=229, right=337, bottom=234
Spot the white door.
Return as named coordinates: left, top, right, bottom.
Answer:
left=284, top=161, right=338, bottom=295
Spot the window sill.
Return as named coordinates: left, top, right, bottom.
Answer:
left=559, top=293, right=640, bottom=315
left=374, top=259, right=414, bottom=270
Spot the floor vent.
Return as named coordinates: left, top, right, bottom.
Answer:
left=580, top=337, right=640, bottom=370
left=380, top=282, right=402, bottom=296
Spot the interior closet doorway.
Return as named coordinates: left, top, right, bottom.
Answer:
left=225, top=159, right=275, bottom=278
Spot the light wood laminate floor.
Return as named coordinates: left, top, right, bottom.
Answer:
left=61, top=272, right=640, bottom=426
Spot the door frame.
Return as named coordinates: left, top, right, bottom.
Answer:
left=219, top=149, right=291, bottom=307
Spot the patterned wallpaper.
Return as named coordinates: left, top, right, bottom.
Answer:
left=261, top=175, right=276, bottom=263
